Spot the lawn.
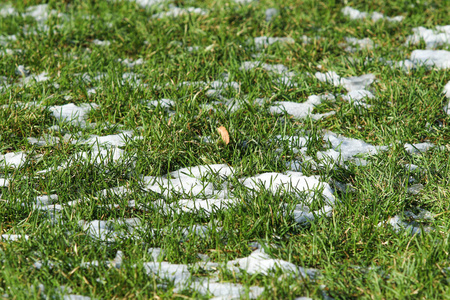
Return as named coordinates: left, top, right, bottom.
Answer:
left=0, top=0, right=449, bottom=299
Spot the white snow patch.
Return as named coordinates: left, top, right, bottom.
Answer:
left=253, top=36, right=295, bottom=49
left=404, top=142, right=435, bottom=154
left=148, top=98, right=175, bottom=109
left=410, top=50, right=450, bottom=69
left=21, top=72, right=50, bottom=86
left=265, top=8, right=279, bottom=22
left=80, top=218, right=142, bottom=242
left=319, top=131, right=388, bottom=163
left=344, top=37, right=374, bottom=52
left=78, top=131, right=133, bottom=148
left=270, top=94, right=336, bottom=120
left=27, top=134, right=60, bottom=146
left=341, top=90, right=375, bottom=107
left=92, top=39, right=111, bottom=46
left=315, top=71, right=376, bottom=92
left=129, top=0, right=168, bottom=8
left=227, top=248, right=318, bottom=279
left=0, top=5, right=16, bottom=17
left=379, top=209, right=433, bottom=236
left=118, top=58, right=145, bottom=68
left=406, top=25, right=450, bottom=49
left=0, top=152, right=27, bottom=168
left=0, top=178, right=10, bottom=187
left=240, top=172, right=335, bottom=206
left=341, top=6, right=403, bottom=22
left=49, top=103, right=98, bottom=126
left=142, top=165, right=234, bottom=198
left=1, top=234, right=29, bottom=241
left=444, top=81, right=450, bottom=114
left=152, top=7, right=208, bottom=18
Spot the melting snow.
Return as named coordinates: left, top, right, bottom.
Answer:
left=152, top=7, right=208, bottom=18
left=406, top=25, right=450, bottom=49
left=410, top=50, right=450, bottom=69
left=0, top=152, right=27, bottom=168
left=240, top=172, right=335, bottom=206
left=341, top=6, right=403, bottom=22
left=49, top=103, right=98, bottom=126
left=0, top=178, right=10, bottom=187
left=78, top=131, right=133, bottom=148
left=270, top=94, right=336, bottom=120
left=444, top=81, right=450, bottom=114
left=315, top=71, right=376, bottom=92
left=253, top=36, right=295, bottom=49
left=318, top=131, right=388, bottom=164
left=1, top=234, right=29, bottom=241
left=341, top=90, right=375, bottom=107
left=265, top=8, right=279, bottom=22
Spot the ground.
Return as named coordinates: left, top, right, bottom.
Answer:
left=0, top=0, right=450, bottom=299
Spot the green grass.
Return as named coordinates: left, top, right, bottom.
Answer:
left=0, top=0, right=449, bottom=299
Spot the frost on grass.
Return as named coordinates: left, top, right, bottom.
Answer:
left=341, top=6, right=404, bottom=22
left=406, top=25, right=450, bottom=49
left=269, top=94, right=336, bottom=120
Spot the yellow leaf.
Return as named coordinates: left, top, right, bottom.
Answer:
left=217, top=126, right=230, bottom=145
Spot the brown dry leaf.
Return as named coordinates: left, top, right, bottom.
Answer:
left=217, top=126, right=230, bottom=145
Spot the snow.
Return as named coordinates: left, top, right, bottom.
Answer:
left=49, top=103, right=99, bottom=126
left=406, top=25, right=450, bottom=48
left=118, top=58, right=145, bottom=68
left=265, top=8, right=279, bottom=22
left=1, top=234, right=29, bottom=241
left=78, top=131, right=133, bottom=148
left=0, top=178, right=9, bottom=187
left=0, top=5, right=16, bottom=17
left=315, top=71, right=376, bottom=92
left=152, top=7, right=208, bottom=18
left=410, top=50, right=450, bottom=69
left=341, top=90, right=375, bottom=107
left=92, top=39, right=111, bottom=46
left=444, top=81, right=450, bottom=114
left=253, top=36, right=295, bottom=49
left=240, top=172, right=335, bottom=206
left=27, top=134, right=60, bottom=146
left=319, top=131, right=388, bottom=163
left=0, top=152, right=27, bottom=168
left=341, top=6, right=403, bottom=22
left=270, top=94, right=336, bottom=120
